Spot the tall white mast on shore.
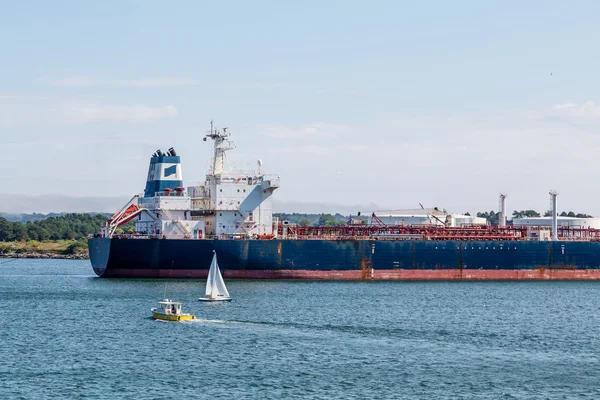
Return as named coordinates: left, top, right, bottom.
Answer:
left=499, top=193, right=508, bottom=227
left=549, top=190, right=559, bottom=241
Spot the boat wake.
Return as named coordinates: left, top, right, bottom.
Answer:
left=191, top=318, right=251, bottom=325
left=192, top=318, right=229, bottom=324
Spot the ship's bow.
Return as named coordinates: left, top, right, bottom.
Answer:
left=88, top=237, right=111, bottom=277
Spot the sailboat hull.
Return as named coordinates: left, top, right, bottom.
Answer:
left=198, top=297, right=232, bottom=302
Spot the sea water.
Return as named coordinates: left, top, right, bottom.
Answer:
left=1, top=259, right=600, bottom=399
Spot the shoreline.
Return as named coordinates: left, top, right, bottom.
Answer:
left=0, top=252, right=88, bottom=260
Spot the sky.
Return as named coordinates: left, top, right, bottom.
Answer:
left=1, top=1, right=600, bottom=215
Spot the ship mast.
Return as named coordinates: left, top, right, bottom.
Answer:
left=205, top=120, right=235, bottom=175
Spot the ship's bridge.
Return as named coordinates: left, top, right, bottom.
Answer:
left=138, top=189, right=191, bottom=211
left=262, top=174, right=280, bottom=190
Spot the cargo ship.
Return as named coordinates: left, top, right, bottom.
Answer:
left=88, top=122, right=600, bottom=280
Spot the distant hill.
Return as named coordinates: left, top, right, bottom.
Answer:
left=0, top=212, right=111, bottom=223
left=0, top=194, right=130, bottom=214
left=2, top=212, right=67, bottom=223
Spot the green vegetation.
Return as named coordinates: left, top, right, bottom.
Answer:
left=296, top=218, right=313, bottom=227
left=512, top=210, right=541, bottom=219
left=0, top=213, right=109, bottom=242
left=513, top=210, right=593, bottom=219
left=0, top=239, right=88, bottom=256
left=475, top=209, right=595, bottom=223
left=0, top=213, right=138, bottom=242
left=317, top=213, right=346, bottom=226
left=476, top=211, right=500, bottom=225
left=559, top=211, right=593, bottom=218
left=0, top=213, right=138, bottom=257
left=274, top=213, right=347, bottom=227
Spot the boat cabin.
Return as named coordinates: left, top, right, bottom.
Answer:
left=158, top=299, right=183, bottom=315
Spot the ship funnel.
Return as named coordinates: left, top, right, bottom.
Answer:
left=143, top=149, right=184, bottom=197
left=168, top=147, right=177, bottom=156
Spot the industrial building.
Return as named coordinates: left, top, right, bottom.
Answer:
left=513, top=216, right=600, bottom=230
left=366, top=208, right=488, bottom=227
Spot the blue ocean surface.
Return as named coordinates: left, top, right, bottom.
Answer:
left=1, top=259, right=600, bottom=399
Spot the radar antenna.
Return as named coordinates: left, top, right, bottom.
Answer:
left=204, top=120, right=235, bottom=175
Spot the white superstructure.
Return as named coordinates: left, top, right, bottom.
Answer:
left=106, top=122, right=279, bottom=239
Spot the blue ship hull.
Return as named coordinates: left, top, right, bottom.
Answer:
left=88, top=237, right=600, bottom=280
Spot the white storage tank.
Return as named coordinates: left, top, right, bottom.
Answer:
left=513, top=216, right=600, bottom=229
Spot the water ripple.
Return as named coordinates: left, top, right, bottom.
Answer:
left=1, top=260, right=600, bottom=399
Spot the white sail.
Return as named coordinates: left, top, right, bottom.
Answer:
left=214, top=261, right=230, bottom=298
left=205, top=254, right=217, bottom=296
left=200, top=252, right=231, bottom=301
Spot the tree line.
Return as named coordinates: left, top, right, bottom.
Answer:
left=0, top=213, right=110, bottom=242
left=274, top=213, right=348, bottom=227
left=1, top=209, right=596, bottom=242
left=475, top=210, right=594, bottom=224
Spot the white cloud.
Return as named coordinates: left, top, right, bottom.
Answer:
left=249, top=105, right=600, bottom=214
left=47, top=76, right=199, bottom=88
left=338, top=144, right=367, bottom=152
left=0, top=94, right=52, bottom=100
left=56, top=103, right=178, bottom=123
left=218, top=81, right=289, bottom=91
left=550, top=101, right=600, bottom=118
left=44, top=77, right=289, bottom=91
left=0, top=98, right=178, bottom=126
left=260, top=122, right=350, bottom=139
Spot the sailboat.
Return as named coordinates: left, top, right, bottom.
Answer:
left=199, top=251, right=232, bottom=302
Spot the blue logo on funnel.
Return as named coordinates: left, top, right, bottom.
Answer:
left=164, top=165, right=177, bottom=178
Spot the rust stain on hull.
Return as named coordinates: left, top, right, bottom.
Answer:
left=101, top=268, right=600, bottom=280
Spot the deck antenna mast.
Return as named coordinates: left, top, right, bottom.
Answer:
left=205, top=120, right=235, bottom=175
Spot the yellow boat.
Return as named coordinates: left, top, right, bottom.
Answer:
left=151, top=299, right=196, bottom=321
